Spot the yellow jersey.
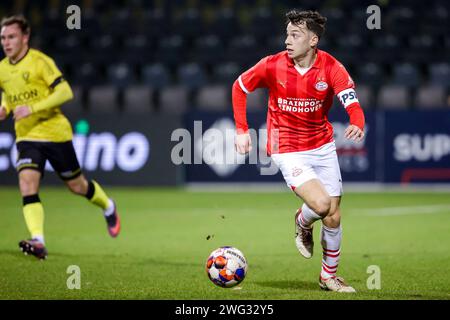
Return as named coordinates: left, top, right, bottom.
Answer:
left=0, top=48, right=73, bottom=142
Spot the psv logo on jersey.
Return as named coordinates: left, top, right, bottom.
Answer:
left=315, top=80, right=328, bottom=91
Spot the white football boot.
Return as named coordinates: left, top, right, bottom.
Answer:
left=294, top=209, right=314, bottom=259
left=319, top=276, right=356, bottom=293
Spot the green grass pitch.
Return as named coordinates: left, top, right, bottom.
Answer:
left=0, top=187, right=449, bottom=300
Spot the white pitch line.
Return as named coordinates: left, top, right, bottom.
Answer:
left=355, top=205, right=450, bottom=216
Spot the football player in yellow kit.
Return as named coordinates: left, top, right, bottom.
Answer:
left=0, top=15, right=121, bottom=260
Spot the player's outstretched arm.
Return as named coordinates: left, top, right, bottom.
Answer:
left=14, top=82, right=73, bottom=121
left=231, top=56, right=268, bottom=154
left=31, top=80, right=73, bottom=113
left=331, top=59, right=366, bottom=143
left=343, top=100, right=365, bottom=143
left=232, top=80, right=252, bottom=154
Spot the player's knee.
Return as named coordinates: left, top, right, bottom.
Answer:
left=19, top=175, right=39, bottom=195
left=19, top=180, right=37, bottom=195
left=328, top=210, right=341, bottom=224
left=313, top=197, right=331, bottom=217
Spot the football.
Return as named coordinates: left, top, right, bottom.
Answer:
left=206, top=246, right=248, bottom=288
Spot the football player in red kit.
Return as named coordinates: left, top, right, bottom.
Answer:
left=232, top=10, right=365, bottom=292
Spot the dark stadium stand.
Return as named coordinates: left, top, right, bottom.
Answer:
left=196, top=84, right=229, bottom=111
left=123, top=85, right=154, bottom=114
left=0, top=0, right=449, bottom=113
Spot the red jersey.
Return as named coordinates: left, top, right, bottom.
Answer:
left=232, top=49, right=364, bottom=154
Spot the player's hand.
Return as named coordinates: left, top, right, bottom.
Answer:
left=235, top=132, right=252, bottom=154
left=0, top=106, right=7, bottom=121
left=344, top=124, right=364, bottom=142
left=13, top=105, right=32, bottom=121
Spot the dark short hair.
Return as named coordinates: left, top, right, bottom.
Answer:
left=1, top=14, right=30, bottom=35
left=286, top=10, right=327, bottom=39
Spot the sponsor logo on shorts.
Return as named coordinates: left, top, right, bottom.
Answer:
left=60, top=171, right=76, bottom=177
left=292, top=167, right=303, bottom=177
left=16, top=158, right=33, bottom=166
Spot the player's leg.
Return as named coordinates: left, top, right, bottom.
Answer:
left=322, top=196, right=341, bottom=228
left=64, top=174, right=121, bottom=237
left=292, top=142, right=344, bottom=255
left=16, top=142, right=48, bottom=259
left=319, top=197, right=342, bottom=280
left=45, top=141, right=120, bottom=237
left=294, top=178, right=331, bottom=223
left=64, top=173, right=106, bottom=208
left=19, top=169, right=43, bottom=240
left=319, top=200, right=355, bottom=292
left=313, top=147, right=355, bottom=292
left=292, top=179, right=330, bottom=258
left=271, top=153, right=325, bottom=258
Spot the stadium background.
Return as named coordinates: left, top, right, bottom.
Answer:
left=0, top=0, right=449, bottom=187
left=0, top=0, right=449, bottom=302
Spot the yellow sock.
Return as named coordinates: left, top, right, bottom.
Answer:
left=23, top=202, right=44, bottom=240
left=89, top=180, right=110, bottom=210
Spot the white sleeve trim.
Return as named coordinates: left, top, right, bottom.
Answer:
left=337, top=88, right=359, bottom=108
left=238, top=75, right=250, bottom=94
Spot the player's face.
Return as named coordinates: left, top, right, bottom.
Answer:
left=0, top=24, right=29, bottom=60
left=285, top=22, right=318, bottom=60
